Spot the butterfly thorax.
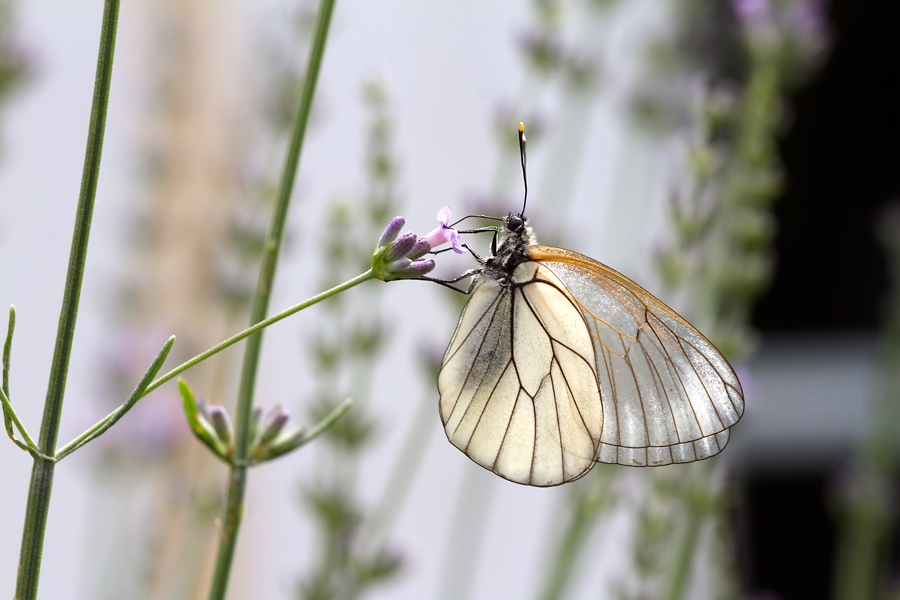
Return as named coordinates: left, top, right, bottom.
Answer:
left=482, top=214, right=536, bottom=285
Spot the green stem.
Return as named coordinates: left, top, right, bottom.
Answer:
left=54, top=336, right=175, bottom=461
left=45, top=270, right=371, bottom=463
left=15, top=1, right=119, bottom=598
left=144, top=270, right=373, bottom=398
left=831, top=212, right=900, bottom=600
left=537, top=510, right=594, bottom=600
left=437, top=468, right=496, bottom=600
left=284, top=397, right=353, bottom=454
left=2, top=307, right=33, bottom=452
left=206, top=0, right=337, bottom=597
left=660, top=462, right=714, bottom=600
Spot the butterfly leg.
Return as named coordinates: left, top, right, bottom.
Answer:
left=413, top=269, right=481, bottom=294
left=454, top=226, right=500, bottom=256
left=429, top=240, right=487, bottom=263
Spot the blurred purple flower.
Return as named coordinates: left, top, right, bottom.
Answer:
left=732, top=0, right=771, bottom=26
left=735, top=365, right=758, bottom=412
left=787, top=0, right=830, bottom=46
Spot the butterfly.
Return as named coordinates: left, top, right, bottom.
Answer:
left=436, top=124, right=744, bottom=487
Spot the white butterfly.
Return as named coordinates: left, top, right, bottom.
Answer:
left=437, top=126, right=744, bottom=487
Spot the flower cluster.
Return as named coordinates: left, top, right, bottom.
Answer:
left=371, top=206, right=464, bottom=281
left=179, top=379, right=309, bottom=465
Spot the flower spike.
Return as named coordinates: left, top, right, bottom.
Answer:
left=372, top=208, right=466, bottom=281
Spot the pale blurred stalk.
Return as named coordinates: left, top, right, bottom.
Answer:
left=535, top=467, right=615, bottom=600
left=85, top=1, right=252, bottom=597
left=831, top=206, right=900, bottom=600
left=297, top=77, right=425, bottom=597
left=207, top=0, right=336, bottom=597
left=436, top=468, right=498, bottom=600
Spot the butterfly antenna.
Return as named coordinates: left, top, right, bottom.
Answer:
left=518, top=122, right=527, bottom=218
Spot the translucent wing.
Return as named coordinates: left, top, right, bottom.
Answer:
left=527, top=246, right=744, bottom=467
left=438, top=262, right=604, bottom=486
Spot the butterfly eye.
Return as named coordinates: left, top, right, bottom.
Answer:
left=508, top=215, right=524, bottom=232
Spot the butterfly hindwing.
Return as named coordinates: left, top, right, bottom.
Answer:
left=528, top=246, right=744, bottom=467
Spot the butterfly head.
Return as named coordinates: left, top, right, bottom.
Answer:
left=506, top=213, right=525, bottom=233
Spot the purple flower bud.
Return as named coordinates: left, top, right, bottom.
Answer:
left=257, top=405, right=290, bottom=447
left=383, top=232, right=418, bottom=262
left=249, top=406, right=263, bottom=440
left=383, top=257, right=412, bottom=273
left=372, top=209, right=458, bottom=281
left=392, top=258, right=435, bottom=278
left=196, top=399, right=214, bottom=424
left=406, top=237, right=432, bottom=260
left=377, top=217, right=406, bottom=248
left=207, top=405, right=233, bottom=447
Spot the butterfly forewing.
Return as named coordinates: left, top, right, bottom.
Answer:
left=439, top=262, right=604, bottom=486
left=528, top=246, right=744, bottom=467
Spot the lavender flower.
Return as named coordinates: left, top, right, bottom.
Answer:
left=423, top=206, right=464, bottom=254
left=372, top=207, right=464, bottom=281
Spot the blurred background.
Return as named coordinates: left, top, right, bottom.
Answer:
left=0, top=1, right=898, bottom=599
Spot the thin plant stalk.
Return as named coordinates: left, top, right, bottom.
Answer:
left=206, top=0, right=337, bottom=597
left=831, top=210, right=900, bottom=600
left=3, top=270, right=373, bottom=464
left=534, top=467, right=614, bottom=600
left=14, top=1, right=119, bottom=597
left=662, top=468, right=706, bottom=600
left=361, top=388, right=436, bottom=555
left=437, top=468, right=497, bottom=600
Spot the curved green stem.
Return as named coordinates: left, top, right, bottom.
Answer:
left=207, top=0, right=337, bottom=597
left=144, top=269, right=372, bottom=399
left=15, top=1, right=119, bottom=597
left=54, top=336, right=175, bottom=461
left=48, top=270, right=371, bottom=465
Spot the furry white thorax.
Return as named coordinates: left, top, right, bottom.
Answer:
left=482, top=215, right=537, bottom=284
